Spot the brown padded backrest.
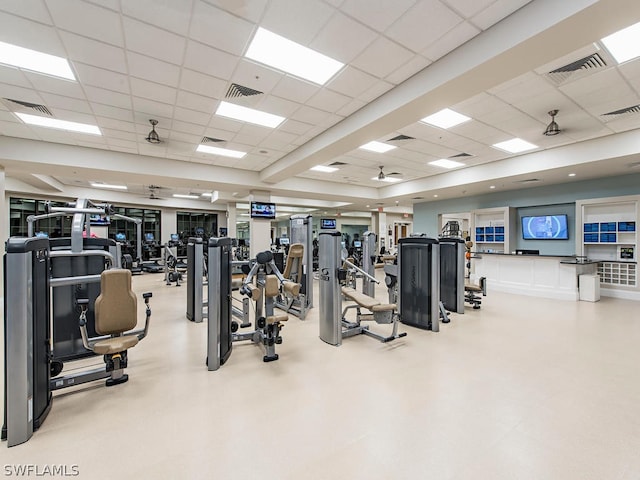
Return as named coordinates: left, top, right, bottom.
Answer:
left=265, top=275, right=280, bottom=298
left=95, top=269, right=138, bottom=335
left=283, top=243, right=304, bottom=279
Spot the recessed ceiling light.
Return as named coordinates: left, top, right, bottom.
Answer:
left=429, top=159, right=465, bottom=169
left=245, top=27, right=344, bottom=85
left=420, top=108, right=471, bottom=129
left=0, top=41, right=75, bottom=80
left=173, top=193, right=199, bottom=199
left=371, top=176, right=400, bottom=182
left=489, top=185, right=496, bottom=189
left=196, top=144, right=246, bottom=158
left=492, top=138, right=538, bottom=153
left=433, top=194, right=438, bottom=198
left=310, top=165, right=338, bottom=173
left=601, top=21, right=640, bottom=63
left=16, top=112, right=101, bottom=135
left=359, top=141, right=396, bottom=153
left=568, top=173, right=576, bottom=177
left=215, top=101, right=284, bottom=128
left=366, top=205, right=370, bottom=208
left=90, top=183, right=127, bottom=190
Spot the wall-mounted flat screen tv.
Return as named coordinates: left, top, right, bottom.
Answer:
left=250, top=202, right=276, bottom=219
left=89, top=214, right=110, bottom=226
left=321, top=218, right=336, bottom=229
left=522, top=214, right=568, bottom=240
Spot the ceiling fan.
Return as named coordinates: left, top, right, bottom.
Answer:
left=142, top=184, right=168, bottom=200
left=377, top=166, right=402, bottom=181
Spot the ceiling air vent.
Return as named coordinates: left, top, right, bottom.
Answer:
left=412, top=197, right=424, bottom=200
left=225, top=83, right=263, bottom=98
left=387, top=134, right=415, bottom=141
left=515, top=178, right=541, bottom=184
left=330, top=161, right=347, bottom=166
left=602, top=104, right=640, bottom=119
left=201, top=136, right=225, bottom=144
left=547, top=52, right=606, bottom=84
left=4, top=98, right=52, bottom=116
left=450, top=152, right=472, bottom=158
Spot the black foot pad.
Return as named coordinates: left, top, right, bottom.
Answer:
left=106, top=374, right=129, bottom=387
left=263, top=354, right=279, bottom=362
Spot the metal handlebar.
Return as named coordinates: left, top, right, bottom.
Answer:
left=343, top=259, right=380, bottom=284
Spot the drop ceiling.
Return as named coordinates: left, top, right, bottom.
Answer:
left=1, top=0, right=640, bottom=213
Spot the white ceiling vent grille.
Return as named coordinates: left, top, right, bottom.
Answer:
left=514, top=178, right=541, bottom=184
left=387, top=134, right=415, bottom=141
left=3, top=98, right=52, bottom=116
left=546, top=53, right=607, bottom=85
left=225, top=83, right=263, bottom=98
left=602, top=104, right=640, bottom=120
left=201, top=136, right=226, bottom=144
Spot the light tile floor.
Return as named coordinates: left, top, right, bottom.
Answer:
left=2, top=270, right=640, bottom=480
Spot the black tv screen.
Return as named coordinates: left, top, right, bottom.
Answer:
left=522, top=215, right=568, bottom=240
left=251, top=202, right=276, bottom=219
left=321, top=218, right=336, bottom=229
left=89, top=214, right=110, bottom=226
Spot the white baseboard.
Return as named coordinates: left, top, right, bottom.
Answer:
left=600, top=288, right=640, bottom=301
left=488, top=283, right=579, bottom=301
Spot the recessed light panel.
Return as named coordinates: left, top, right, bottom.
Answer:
left=310, top=165, right=338, bottom=173
left=420, top=108, right=471, bottom=129
left=0, top=41, right=75, bottom=80
left=196, top=144, right=246, bottom=158
left=173, top=194, right=199, bottom=199
left=246, top=27, right=344, bottom=85
left=16, top=112, right=101, bottom=135
left=601, top=21, right=640, bottom=63
left=90, top=183, right=127, bottom=190
left=429, top=159, right=465, bottom=169
left=359, top=141, right=396, bottom=153
left=492, top=138, right=538, bottom=153
left=371, top=176, right=400, bottom=182
left=215, top=101, right=284, bottom=128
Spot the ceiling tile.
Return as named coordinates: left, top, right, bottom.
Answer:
left=138, top=143, right=168, bottom=157
left=443, top=0, right=495, bottom=18
left=271, top=76, right=318, bottom=104
left=122, top=17, right=186, bottom=65
left=208, top=115, right=243, bottom=133
left=122, top=0, right=193, bottom=36
left=107, top=137, right=139, bottom=149
left=84, top=0, right=120, bottom=10
left=127, top=52, right=181, bottom=87
left=130, top=77, right=177, bottom=105
left=470, top=0, right=530, bottom=30
left=306, top=89, right=351, bottom=113
left=176, top=90, right=217, bottom=114
left=172, top=119, right=206, bottom=136
left=74, top=63, right=130, bottom=93
left=352, top=37, right=414, bottom=79
left=0, top=83, right=46, bottom=104
left=94, top=116, right=135, bottom=132
left=48, top=108, right=97, bottom=125
left=278, top=118, right=314, bottom=136
left=184, top=40, right=239, bottom=79
left=173, top=106, right=211, bottom=125
left=190, top=1, right=254, bottom=56
left=179, top=69, right=227, bottom=98
left=231, top=59, right=284, bottom=96
left=310, top=12, right=377, bottom=64
left=260, top=130, right=298, bottom=150
left=290, top=105, right=332, bottom=125
left=109, top=145, right=139, bottom=154
left=100, top=128, right=137, bottom=141
left=0, top=0, right=52, bottom=24
left=261, top=0, right=334, bottom=45
left=326, top=66, right=378, bottom=98
left=23, top=72, right=86, bottom=99
left=340, top=0, right=415, bottom=32
left=358, top=80, right=393, bottom=103
left=201, top=0, right=268, bottom=23
left=422, top=20, right=480, bottom=62
left=60, top=31, right=127, bottom=73
left=165, top=140, right=196, bottom=155
left=39, top=92, right=92, bottom=114
left=387, top=0, right=463, bottom=53
left=335, top=98, right=366, bottom=116
left=256, top=95, right=300, bottom=117
left=45, top=0, right=124, bottom=47
left=0, top=10, right=64, bottom=55
left=84, top=85, right=132, bottom=109
left=168, top=130, right=201, bottom=144
left=0, top=65, right=33, bottom=89
left=131, top=97, right=174, bottom=120
left=91, top=103, right=134, bottom=122
left=385, top=55, right=431, bottom=84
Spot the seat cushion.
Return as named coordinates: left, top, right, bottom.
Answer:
left=465, top=283, right=483, bottom=292
left=267, top=314, right=288, bottom=324
left=341, top=287, right=380, bottom=309
left=93, top=335, right=139, bottom=355
left=371, top=303, right=396, bottom=312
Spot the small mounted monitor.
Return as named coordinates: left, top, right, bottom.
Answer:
left=195, top=227, right=205, bottom=235
left=321, top=218, right=336, bottom=229
left=353, top=240, right=362, bottom=248
left=145, top=232, right=155, bottom=242
left=89, top=214, right=110, bottom=226
left=115, top=232, right=126, bottom=242
left=170, top=233, right=179, bottom=241
left=35, top=231, right=49, bottom=238
left=279, top=237, right=290, bottom=245
left=251, top=202, right=276, bottom=219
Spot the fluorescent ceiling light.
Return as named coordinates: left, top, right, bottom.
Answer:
left=90, top=183, right=127, bottom=190
left=246, top=27, right=344, bottom=85
left=196, top=144, right=246, bottom=158
left=601, top=21, right=640, bottom=63
left=421, top=108, right=471, bottom=129
left=492, top=138, right=538, bottom=153
left=0, top=41, right=75, bottom=80
left=173, top=194, right=199, bottom=199
left=310, top=165, right=338, bottom=173
left=16, top=112, right=101, bottom=135
left=359, top=141, right=396, bottom=153
left=429, top=159, right=465, bottom=169
left=371, top=176, right=400, bottom=182
left=201, top=192, right=212, bottom=197
left=216, top=101, right=284, bottom=128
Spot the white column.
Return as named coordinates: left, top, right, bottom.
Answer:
left=226, top=203, right=237, bottom=238
left=0, top=168, right=6, bottom=299
left=249, top=191, right=271, bottom=258
left=161, top=207, right=177, bottom=243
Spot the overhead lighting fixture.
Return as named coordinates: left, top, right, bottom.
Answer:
left=492, top=138, right=538, bottom=153
left=429, top=159, right=465, bottom=169
left=90, top=183, right=127, bottom=190
left=173, top=193, right=199, bottom=199
left=216, top=101, right=285, bottom=128
left=371, top=175, right=400, bottom=182
left=601, top=21, right=640, bottom=63
left=543, top=109, right=561, bottom=136
left=433, top=194, right=439, bottom=198
left=310, top=165, right=339, bottom=173
left=0, top=41, right=75, bottom=80
left=568, top=173, right=576, bottom=177
left=359, top=141, right=396, bottom=153
left=16, top=112, right=101, bottom=135
left=145, top=119, right=161, bottom=144
left=420, top=108, right=471, bottom=129
left=196, top=144, right=246, bottom=158
left=489, top=185, right=496, bottom=189
left=245, top=27, right=344, bottom=85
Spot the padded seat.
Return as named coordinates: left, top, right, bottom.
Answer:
left=371, top=303, right=396, bottom=312
left=341, top=286, right=381, bottom=309
left=267, top=314, right=289, bottom=324
left=465, top=283, right=483, bottom=293
left=92, top=336, right=139, bottom=355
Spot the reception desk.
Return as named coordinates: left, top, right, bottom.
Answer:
left=472, top=253, right=598, bottom=301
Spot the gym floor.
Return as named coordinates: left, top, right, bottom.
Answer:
left=2, top=270, right=640, bottom=479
